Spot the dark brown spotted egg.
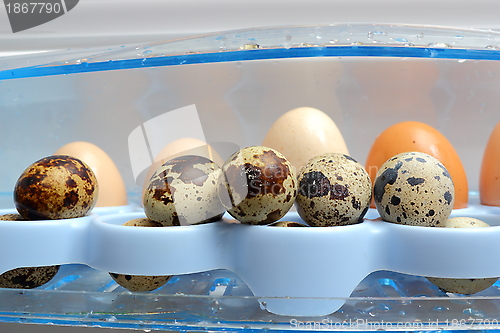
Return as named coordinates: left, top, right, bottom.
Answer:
left=0, top=213, right=60, bottom=289
left=295, top=153, right=372, bottom=227
left=374, top=151, right=454, bottom=227
left=143, top=155, right=225, bottom=226
left=426, top=217, right=498, bottom=294
left=219, top=146, right=297, bottom=225
left=108, top=217, right=171, bottom=292
left=14, top=155, right=98, bottom=220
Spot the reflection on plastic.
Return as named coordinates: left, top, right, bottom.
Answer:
left=128, top=105, right=207, bottom=186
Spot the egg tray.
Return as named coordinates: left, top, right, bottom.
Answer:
left=1, top=194, right=500, bottom=320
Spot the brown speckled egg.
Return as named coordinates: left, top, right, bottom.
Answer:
left=14, top=155, right=98, bottom=220
left=109, top=217, right=171, bottom=292
left=109, top=273, right=171, bottom=292
left=0, top=215, right=60, bottom=289
left=374, top=152, right=454, bottom=227
left=122, top=217, right=163, bottom=227
left=220, top=146, right=297, bottom=225
left=143, top=155, right=225, bottom=226
left=295, top=153, right=372, bottom=227
left=269, top=221, right=308, bottom=227
left=0, top=266, right=60, bottom=289
left=427, top=217, right=498, bottom=294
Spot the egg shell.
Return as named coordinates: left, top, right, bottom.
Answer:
left=143, top=155, right=225, bottom=226
left=122, top=217, right=163, bottom=228
left=269, top=221, right=308, bottom=227
left=109, top=273, right=172, bottom=292
left=220, top=146, right=297, bottom=225
left=427, top=217, right=498, bottom=294
left=108, top=217, right=171, bottom=292
left=295, top=153, right=372, bottom=227
left=480, top=121, right=500, bottom=206
left=141, top=138, right=223, bottom=199
left=262, top=107, right=349, bottom=174
left=365, top=121, right=468, bottom=209
left=0, top=266, right=60, bottom=289
left=374, top=152, right=454, bottom=227
left=55, top=141, right=127, bottom=207
left=0, top=214, right=61, bottom=288
left=14, top=155, right=99, bottom=220
left=0, top=213, right=26, bottom=221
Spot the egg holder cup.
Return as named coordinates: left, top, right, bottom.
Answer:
left=0, top=197, right=499, bottom=318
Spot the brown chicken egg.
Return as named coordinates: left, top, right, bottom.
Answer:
left=262, top=107, right=349, bottom=173
left=0, top=213, right=60, bottom=289
left=108, top=217, right=170, bottom=292
left=143, top=155, right=225, bottom=226
left=295, top=153, right=372, bottom=227
left=426, top=217, right=498, bottom=294
left=220, top=146, right=297, bottom=225
left=14, top=155, right=98, bottom=220
left=374, top=152, right=454, bottom=227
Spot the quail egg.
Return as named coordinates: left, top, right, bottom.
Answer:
left=220, top=146, right=297, bottom=225
left=109, top=217, right=171, bottom=292
left=426, top=217, right=498, bottom=294
left=295, top=153, right=372, bottom=227
left=269, top=221, right=308, bottom=227
left=0, top=214, right=60, bottom=289
left=0, top=265, right=60, bottom=289
left=374, top=152, right=454, bottom=227
left=14, top=155, right=98, bottom=220
left=143, top=155, right=225, bottom=226
left=109, top=273, right=172, bottom=292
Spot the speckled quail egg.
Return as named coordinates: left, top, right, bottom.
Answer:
left=109, top=273, right=172, bottom=292
left=14, top=155, right=98, bottom=220
left=269, top=221, right=308, bottom=227
left=0, top=214, right=60, bottom=289
left=108, top=217, right=171, bottom=292
left=122, top=217, right=163, bottom=227
left=0, top=265, right=60, bottom=289
left=426, top=217, right=498, bottom=294
left=294, top=153, right=372, bottom=227
left=374, top=152, right=454, bottom=227
left=143, top=155, right=225, bottom=226
left=219, top=146, right=297, bottom=225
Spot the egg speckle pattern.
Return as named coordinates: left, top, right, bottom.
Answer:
left=0, top=266, right=60, bottom=289
left=108, top=217, right=171, bottom=292
left=220, top=146, right=297, bottom=225
left=14, top=155, right=98, bottom=220
left=143, top=155, right=225, bottom=226
left=374, top=152, right=454, bottom=227
left=110, top=273, right=171, bottom=292
left=295, top=153, right=372, bottom=227
left=426, top=217, right=498, bottom=294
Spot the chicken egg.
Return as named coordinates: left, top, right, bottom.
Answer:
left=143, top=155, right=225, bottom=226
left=365, top=121, right=468, bottom=209
left=54, top=141, right=127, bottom=207
left=14, top=155, right=98, bottom=220
left=426, top=217, right=498, bottom=294
left=220, top=146, right=297, bottom=225
left=480, top=121, right=500, bottom=206
left=108, top=217, right=170, bottom=292
left=374, top=152, right=454, bottom=227
left=262, top=107, right=349, bottom=173
left=295, top=153, right=372, bottom=227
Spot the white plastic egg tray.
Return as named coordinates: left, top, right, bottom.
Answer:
left=2, top=194, right=500, bottom=318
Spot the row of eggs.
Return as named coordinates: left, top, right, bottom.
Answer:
left=1, top=106, right=500, bottom=294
